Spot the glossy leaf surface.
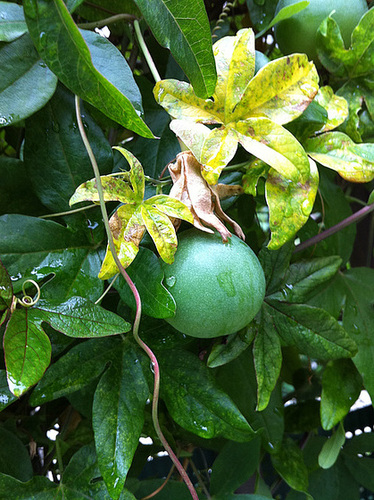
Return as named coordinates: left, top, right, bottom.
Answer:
left=0, top=258, right=12, bottom=311
left=0, top=1, right=27, bottom=42
left=133, top=0, right=216, bottom=98
left=0, top=33, right=57, bottom=127
left=23, top=0, right=153, bottom=137
left=4, top=307, right=51, bottom=396
left=271, top=438, right=309, bottom=495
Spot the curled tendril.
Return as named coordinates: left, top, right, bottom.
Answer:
left=19, top=280, right=41, bottom=308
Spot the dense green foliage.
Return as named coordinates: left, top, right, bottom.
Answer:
left=0, top=0, right=374, bottom=499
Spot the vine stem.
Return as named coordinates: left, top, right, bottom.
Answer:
left=75, top=96, right=198, bottom=500
left=134, top=19, right=161, bottom=83
left=294, top=202, right=374, bottom=253
left=78, top=13, right=136, bottom=30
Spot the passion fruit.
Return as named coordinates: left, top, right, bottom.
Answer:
left=161, top=229, right=266, bottom=338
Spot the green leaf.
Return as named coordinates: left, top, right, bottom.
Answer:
left=343, top=432, right=374, bottom=456
left=236, top=118, right=311, bottom=182
left=30, top=296, right=131, bottom=338
left=342, top=455, right=374, bottom=492
left=0, top=214, right=104, bottom=301
left=210, top=437, right=261, bottom=495
left=233, top=54, right=319, bottom=125
left=271, top=437, right=309, bottom=494
left=318, top=423, right=345, bottom=469
left=207, top=327, right=255, bottom=368
left=134, top=0, right=217, bottom=98
left=0, top=370, right=17, bottom=411
left=114, top=246, right=175, bottom=319
left=253, top=308, right=282, bottom=411
left=0, top=427, right=33, bottom=481
left=30, top=337, right=120, bottom=405
left=259, top=240, right=294, bottom=295
left=265, top=158, right=319, bottom=249
left=158, top=349, right=256, bottom=441
left=93, top=340, right=150, bottom=499
left=24, top=84, right=113, bottom=212
left=0, top=1, right=27, bottom=42
left=0, top=474, right=58, bottom=497
left=0, top=33, right=57, bottom=127
left=0, top=258, right=13, bottom=311
left=317, top=9, right=374, bottom=79
left=305, top=132, right=374, bottom=183
left=4, top=307, right=52, bottom=396
left=23, top=0, right=153, bottom=137
left=264, top=300, right=357, bottom=360
left=257, top=0, right=309, bottom=37
left=268, top=256, right=342, bottom=304
left=340, top=268, right=374, bottom=401
left=320, top=359, right=362, bottom=431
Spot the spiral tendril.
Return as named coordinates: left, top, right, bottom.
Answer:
left=19, top=280, right=41, bottom=307
left=212, top=1, right=236, bottom=39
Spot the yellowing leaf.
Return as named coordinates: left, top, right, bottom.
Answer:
left=266, top=158, right=319, bottom=249
left=140, top=205, right=177, bottom=264
left=314, top=86, right=349, bottom=132
left=236, top=118, right=310, bottom=182
left=113, top=146, right=145, bottom=203
left=242, top=159, right=269, bottom=197
left=143, top=194, right=194, bottom=224
left=69, top=175, right=136, bottom=205
left=224, top=28, right=255, bottom=119
left=305, top=132, right=374, bottom=183
left=232, top=54, right=319, bottom=125
left=153, top=79, right=223, bottom=124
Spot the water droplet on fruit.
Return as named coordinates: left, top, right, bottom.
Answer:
left=166, top=276, right=176, bottom=287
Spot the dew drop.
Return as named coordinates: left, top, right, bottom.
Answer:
left=166, top=275, right=176, bottom=287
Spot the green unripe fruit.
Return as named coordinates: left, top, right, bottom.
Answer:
left=274, top=0, right=368, bottom=62
left=161, top=229, right=266, bottom=338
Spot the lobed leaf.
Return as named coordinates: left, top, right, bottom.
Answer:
left=4, top=307, right=51, bottom=397
left=154, top=79, right=222, bottom=123
left=264, top=301, right=357, bottom=360
left=305, top=131, right=374, bottom=183
left=144, top=194, right=193, bottom=224
left=0, top=33, right=57, bottom=127
left=236, top=118, right=310, bottom=182
left=233, top=54, right=319, bottom=125
left=23, top=0, right=153, bottom=137
left=113, top=147, right=145, bottom=203
left=134, top=0, right=216, bottom=98
left=265, top=158, right=319, bottom=249
left=29, top=296, right=131, bottom=338
left=70, top=175, right=137, bottom=206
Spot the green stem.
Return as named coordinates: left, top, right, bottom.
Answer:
left=78, top=13, right=136, bottom=30
left=75, top=96, right=198, bottom=500
left=55, top=437, right=64, bottom=476
left=39, top=203, right=98, bottom=219
left=134, top=19, right=161, bottom=83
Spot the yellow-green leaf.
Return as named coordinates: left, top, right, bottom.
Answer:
left=224, top=28, right=255, bottom=120
left=69, top=175, right=136, bottom=205
left=213, top=30, right=241, bottom=106
left=314, top=86, right=349, bottom=132
left=113, top=147, right=145, bottom=202
left=153, top=79, right=223, bottom=124
left=99, top=206, right=145, bottom=279
left=236, top=118, right=310, bottom=182
left=144, top=194, right=194, bottom=224
left=242, top=159, right=269, bottom=197
left=305, top=131, right=374, bottom=183
left=140, top=205, right=177, bottom=264
left=266, top=158, right=319, bottom=249
left=233, top=54, right=319, bottom=125
left=170, top=121, right=239, bottom=185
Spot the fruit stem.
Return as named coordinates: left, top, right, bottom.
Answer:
left=75, top=96, right=199, bottom=500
